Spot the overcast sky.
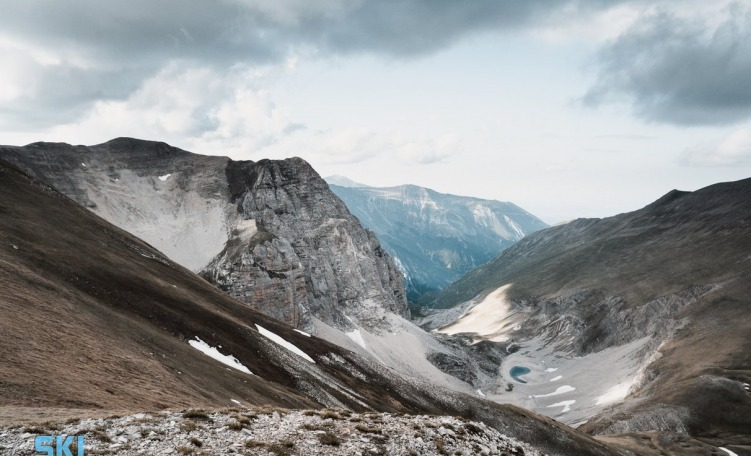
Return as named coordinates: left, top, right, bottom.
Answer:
left=2, top=0, right=750, bottom=223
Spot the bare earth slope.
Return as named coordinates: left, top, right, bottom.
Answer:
left=422, top=179, right=751, bottom=454
left=0, top=159, right=621, bottom=455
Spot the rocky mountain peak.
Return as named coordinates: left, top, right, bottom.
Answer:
left=0, top=139, right=408, bottom=334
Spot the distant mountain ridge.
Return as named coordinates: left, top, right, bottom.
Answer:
left=325, top=178, right=548, bottom=305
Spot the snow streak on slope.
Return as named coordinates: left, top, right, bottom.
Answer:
left=188, top=337, right=253, bottom=375
left=256, top=324, right=315, bottom=363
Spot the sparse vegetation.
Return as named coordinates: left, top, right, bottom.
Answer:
left=300, top=422, right=331, bottom=431
left=267, top=441, right=294, bottom=455
left=181, top=420, right=198, bottom=432
left=435, top=437, right=448, bottom=455
left=190, top=437, right=203, bottom=447
left=318, top=432, right=342, bottom=446
left=176, top=446, right=194, bottom=454
left=183, top=410, right=212, bottom=421
left=233, top=413, right=251, bottom=425
left=464, top=423, right=483, bottom=435
left=355, top=424, right=382, bottom=434
left=319, top=409, right=342, bottom=420
left=84, top=428, right=112, bottom=443
left=245, top=440, right=266, bottom=448
left=227, top=420, right=244, bottom=431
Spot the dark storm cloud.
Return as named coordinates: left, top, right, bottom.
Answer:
left=0, top=0, right=621, bottom=128
left=1, top=1, right=620, bottom=61
left=583, top=7, right=751, bottom=126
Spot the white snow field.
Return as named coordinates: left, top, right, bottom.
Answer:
left=436, top=284, right=523, bottom=342
left=188, top=337, right=253, bottom=375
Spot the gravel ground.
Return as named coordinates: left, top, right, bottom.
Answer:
left=0, top=408, right=543, bottom=455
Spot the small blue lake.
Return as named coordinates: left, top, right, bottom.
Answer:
left=510, top=366, right=531, bottom=383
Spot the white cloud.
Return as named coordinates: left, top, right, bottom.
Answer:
left=531, top=3, right=643, bottom=44
left=39, top=62, right=300, bottom=156
left=680, top=126, right=751, bottom=166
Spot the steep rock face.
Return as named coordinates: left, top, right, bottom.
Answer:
left=0, top=138, right=408, bottom=331
left=203, top=159, right=409, bottom=330
left=325, top=179, right=547, bottom=304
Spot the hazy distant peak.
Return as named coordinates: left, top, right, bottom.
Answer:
left=324, top=175, right=370, bottom=188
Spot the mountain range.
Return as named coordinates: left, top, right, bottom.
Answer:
left=0, top=148, right=617, bottom=455
left=1, top=138, right=749, bottom=455
left=325, top=176, right=547, bottom=305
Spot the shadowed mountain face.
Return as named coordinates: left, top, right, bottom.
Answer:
left=422, top=179, right=751, bottom=452
left=0, top=159, right=622, bottom=456
left=0, top=138, right=408, bottom=334
left=325, top=180, right=547, bottom=305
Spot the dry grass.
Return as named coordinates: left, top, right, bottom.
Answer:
left=355, top=424, right=382, bottom=434
left=317, top=432, right=341, bottom=446
left=319, top=410, right=342, bottom=420
left=435, top=437, right=447, bottom=455
left=182, top=410, right=212, bottom=421
left=226, top=420, right=244, bottom=431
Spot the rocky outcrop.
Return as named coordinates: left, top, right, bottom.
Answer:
left=0, top=138, right=408, bottom=331
left=202, top=158, right=409, bottom=330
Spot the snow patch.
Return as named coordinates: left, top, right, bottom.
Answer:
left=476, top=389, right=486, bottom=398
left=533, top=385, right=576, bottom=398
left=188, top=337, right=253, bottom=375
left=158, top=173, right=172, bottom=181
left=256, top=324, right=315, bottom=363
left=391, top=255, right=410, bottom=281
left=547, top=400, right=575, bottom=413
left=503, top=215, right=526, bottom=239
left=437, top=284, right=520, bottom=342
left=544, top=367, right=558, bottom=373
left=596, top=380, right=634, bottom=405
left=345, top=329, right=367, bottom=350
left=719, top=447, right=739, bottom=456
left=549, top=375, right=562, bottom=382
left=231, top=399, right=241, bottom=405
left=81, top=163, right=86, bottom=167
left=293, top=329, right=311, bottom=337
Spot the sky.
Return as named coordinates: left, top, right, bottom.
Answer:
left=1, top=1, right=750, bottom=223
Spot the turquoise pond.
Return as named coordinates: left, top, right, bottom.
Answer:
left=510, top=366, right=531, bottom=383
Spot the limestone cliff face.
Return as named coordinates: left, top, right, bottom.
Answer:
left=0, top=138, right=408, bottom=330
left=201, top=157, right=409, bottom=329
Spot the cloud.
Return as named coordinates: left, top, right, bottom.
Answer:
left=680, top=126, right=751, bottom=166
left=583, top=4, right=751, bottom=125
left=42, top=62, right=301, bottom=155
left=249, top=127, right=461, bottom=166
left=0, top=0, right=625, bottom=130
